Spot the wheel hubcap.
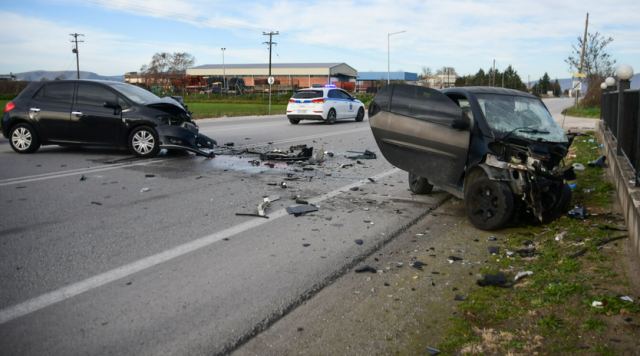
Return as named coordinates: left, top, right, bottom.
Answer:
left=11, top=127, right=32, bottom=151
left=132, top=130, right=155, bottom=154
left=472, top=185, right=498, bottom=220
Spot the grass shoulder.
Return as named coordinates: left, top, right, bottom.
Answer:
left=562, top=105, right=601, bottom=118
left=439, top=133, right=639, bottom=354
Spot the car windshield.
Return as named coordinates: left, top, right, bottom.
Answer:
left=292, top=90, right=323, bottom=99
left=476, top=94, right=567, bottom=142
left=110, top=83, right=161, bottom=104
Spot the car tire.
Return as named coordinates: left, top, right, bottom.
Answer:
left=408, top=172, right=433, bottom=194
left=464, top=175, right=514, bottom=230
left=128, top=126, right=160, bottom=157
left=289, top=118, right=300, bottom=125
left=326, top=109, right=337, bottom=124
left=355, top=107, right=365, bottom=122
left=9, top=123, right=40, bottom=154
left=541, top=183, right=572, bottom=223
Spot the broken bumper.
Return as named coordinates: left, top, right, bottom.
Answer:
left=156, top=124, right=217, bottom=157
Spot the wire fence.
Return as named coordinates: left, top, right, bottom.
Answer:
left=602, top=89, right=640, bottom=183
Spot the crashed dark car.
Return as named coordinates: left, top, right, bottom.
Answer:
left=2, top=80, right=216, bottom=157
left=369, top=84, right=574, bottom=230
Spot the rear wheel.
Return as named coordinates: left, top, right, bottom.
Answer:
left=9, top=123, right=40, bottom=153
left=408, top=172, right=433, bottom=194
left=355, top=107, right=365, bottom=122
left=464, top=175, right=514, bottom=230
left=326, top=109, right=337, bottom=124
left=288, top=118, right=300, bottom=125
left=128, top=126, right=159, bottom=157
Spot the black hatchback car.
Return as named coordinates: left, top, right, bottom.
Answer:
left=369, top=84, right=574, bottom=230
left=2, top=80, right=216, bottom=157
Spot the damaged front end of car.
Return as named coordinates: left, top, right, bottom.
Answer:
left=478, top=137, right=575, bottom=223
left=148, top=101, right=217, bottom=158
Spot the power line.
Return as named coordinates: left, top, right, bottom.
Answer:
left=70, top=33, right=85, bottom=79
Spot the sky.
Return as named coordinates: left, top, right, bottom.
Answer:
left=0, top=0, right=639, bottom=80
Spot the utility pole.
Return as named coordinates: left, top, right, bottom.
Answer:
left=221, top=47, right=226, bottom=92
left=575, top=12, right=589, bottom=107
left=387, top=30, right=406, bottom=84
left=70, top=33, right=84, bottom=79
left=491, top=59, right=496, bottom=86
left=263, top=31, right=279, bottom=114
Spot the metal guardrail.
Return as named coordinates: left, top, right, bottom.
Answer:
left=601, top=89, right=640, bottom=185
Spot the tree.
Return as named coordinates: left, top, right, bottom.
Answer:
left=420, top=66, right=432, bottom=80
left=538, top=72, right=551, bottom=94
left=552, top=79, right=562, bottom=97
left=565, top=32, right=615, bottom=79
left=139, top=52, right=196, bottom=94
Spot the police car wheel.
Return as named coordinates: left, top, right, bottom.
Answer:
left=326, top=109, right=337, bottom=124
left=289, top=118, right=300, bottom=125
left=355, top=107, right=364, bottom=122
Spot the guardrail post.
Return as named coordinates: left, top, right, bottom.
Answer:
left=617, top=80, right=630, bottom=155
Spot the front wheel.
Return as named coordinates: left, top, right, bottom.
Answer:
left=355, top=107, right=364, bottom=122
left=9, top=123, right=40, bottom=153
left=408, top=172, right=433, bottom=194
left=128, top=126, right=159, bottom=157
left=288, top=118, right=300, bottom=125
left=464, top=175, right=514, bottom=230
left=326, top=109, right=337, bottom=124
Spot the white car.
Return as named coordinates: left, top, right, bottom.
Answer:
left=286, top=86, right=365, bottom=124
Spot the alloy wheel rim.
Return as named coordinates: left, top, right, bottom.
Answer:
left=11, top=127, right=32, bottom=151
left=472, top=185, right=498, bottom=221
left=132, top=130, right=155, bottom=154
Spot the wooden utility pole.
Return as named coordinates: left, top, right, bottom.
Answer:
left=576, top=13, right=589, bottom=107
left=70, top=33, right=84, bottom=79
left=262, top=31, right=279, bottom=114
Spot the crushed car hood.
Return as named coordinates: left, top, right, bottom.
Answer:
left=146, top=97, right=188, bottom=115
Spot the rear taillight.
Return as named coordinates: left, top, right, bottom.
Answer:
left=289, top=99, right=296, bottom=103
left=3, top=101, right=15, bottom=113
left=311, top=98, right=325, bottom=104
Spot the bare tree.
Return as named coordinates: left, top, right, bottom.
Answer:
left=565, top=32, right=616, bottom=79
left=139, top=52, right=196, bottom=94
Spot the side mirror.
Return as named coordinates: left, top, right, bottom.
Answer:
left=451, top=111, right=471, bottom=130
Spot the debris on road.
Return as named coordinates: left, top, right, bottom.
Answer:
left=280, top=182, right=288, bottom=189
left=236, top=195, right=280, bottom=219
left=260, top=145, right=313, bottom=161
left=79, top=175, right=87, bottom=181
left=555, top=231, right=567, bottom=241
left=447, top=256, right=464, bottom=263
left=224, top=142, right=235, bottom=147
left=572, top=162, right=585, bottom=171
left=591, top=300, right=604, bottom=308
left=516, top=247, right=537, bottom=258
left=347, top=149, right=377, bottom=160
left=620, top=296, right=634, bottom=303
left=354, top=239, right=364, bottom=245
left=355, top=265, right=378, bottom=274
left=286, top=204, right=319, bottom=217
left=454, top=294, right=466, bottom=301
left=568, top=205, right=588, bottom=220
left=477, top=272, right=511, bottom=288
left=487, top=246, right=500, bottom=255
left=426, top=346, right=441, bottom=355
left=140, top=187, right=151, bottom=193
left=90, top=201, right=103, bottom=206
left=145, top=174, right=155, bottom=178
left=410, top=260, right=426, bottom=270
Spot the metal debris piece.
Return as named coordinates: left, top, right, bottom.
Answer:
left=224, top=142, right=235, bottom=147
left=354, top=239, right=364, bottom=245
left=140, top=187, right=151, bottom=193
left=368, top=177, right=376, bottom=183
left=620, top=295, right=634, bottom=303
left=487, top=246, right=500, bottom=255
left=426, top=346, right=441, bottom=355
left=79, top=175, right=87, bottom=181
left=286, top=204, right=319, bottom=217
left=447, top=256, right=463, bottom=263
left=90, top=201, right=102, bottom=206
left=572, top=163, right=585, bottom=171
left=260, top=145, right=313, bottom=161
left=280, top=182, right=288, bottom=189
left=145, top=174, right=155, bottom=178
left=237, top=195, right=280, bottom=219
left=410, top=260, right=426, bottom=270
left=340, top=163, right=354, bottom=168
left=347, top=149, right=377, bottom=160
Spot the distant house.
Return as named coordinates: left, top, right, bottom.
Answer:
left=356, top=71, right=418, bottom=92
left=0, top=73, right=16, bottom=81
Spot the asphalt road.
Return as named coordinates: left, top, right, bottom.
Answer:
left=0, top=98, right=575, bottom=355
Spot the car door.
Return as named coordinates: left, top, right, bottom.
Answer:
left=327, top=89, right=346, bottom=118
left=70, top=83, right=126, bottom=144
left=338, top=90, right=356, bottom=118
left=368, top=84, right=470, bottom=189
left=28, top=82, right=75, bottom=142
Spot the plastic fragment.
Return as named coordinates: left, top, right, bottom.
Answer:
left=514, top=271, right=533, bottom=281
left=568, top=205, right=588, bottom=219
left=477, top=272, right=511, bottom=287
left=620, top=295, right=634, bottom=302
left=572, top=163, right=585, bottom=171
left=426, top=346, right=441, bottom=355
left=140, top=187, right=151, bottom=193
left=355, top=265, right=377, bottom=274
left=588, top=155, right=606, bottom=168
left=591, top=300, right=604, bottom=308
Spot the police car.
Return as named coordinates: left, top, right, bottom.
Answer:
left=286, top=85, right=365, bottom=124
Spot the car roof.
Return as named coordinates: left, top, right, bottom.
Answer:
left=37, top=79, right=127, bottom=87
left=443, top=86, right=536, bottom=99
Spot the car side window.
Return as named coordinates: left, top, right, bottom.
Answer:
left=76, top=84, right=118, bottom=107
left=328, top=90, right=339, bottom=99
left=33, top=82, right=75, bottom=104
left=338, top=90, right=352, bottom=100
left=390, top=84, right=414, bottom=116
left=391, top=85, right=460, bottom=124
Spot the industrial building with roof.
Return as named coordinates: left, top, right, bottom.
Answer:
left=186, top=63, right=357, bottom=91
left=356, top=71, right=418, bottom=92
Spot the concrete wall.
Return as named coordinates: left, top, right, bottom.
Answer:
left=597, top=122, right=640, bottom=260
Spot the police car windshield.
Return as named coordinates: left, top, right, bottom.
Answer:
left=293, top=90, right=323, bottom=99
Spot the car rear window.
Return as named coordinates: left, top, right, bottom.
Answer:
left=292, top=90, right=323, bottom=99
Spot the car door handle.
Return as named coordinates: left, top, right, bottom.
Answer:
left=71, top=111, right=83, bottom=116
left=29, top=108, right=40, bottom=112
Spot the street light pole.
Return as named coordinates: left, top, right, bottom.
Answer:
left=221, top=47, right=226, bottom=92
left=387, top=30, right=406, bottom=85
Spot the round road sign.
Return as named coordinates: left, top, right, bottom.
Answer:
left=267, top=76, right=275, bottom=85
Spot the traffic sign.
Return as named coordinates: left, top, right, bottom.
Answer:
left=573, top=72, right=586, bottom=78
left=267, top=76, right=275, bottom=85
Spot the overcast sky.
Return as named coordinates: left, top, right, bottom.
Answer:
left=1, top=0, right=638, bottom=80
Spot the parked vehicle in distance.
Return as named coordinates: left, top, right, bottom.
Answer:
left=286, top=85, right=365, bottom=125
left=368, top=84, right=574, bottom=230
left=2, top=80, right=216, bottom=157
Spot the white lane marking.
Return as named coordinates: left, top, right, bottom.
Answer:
left=0, top=159, right=166, bottom=187
left=0, top=168, right=400, bottom=324
left=204, top=121, right=284, bottom=132
left=0, top=126, right=370, bottom=186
